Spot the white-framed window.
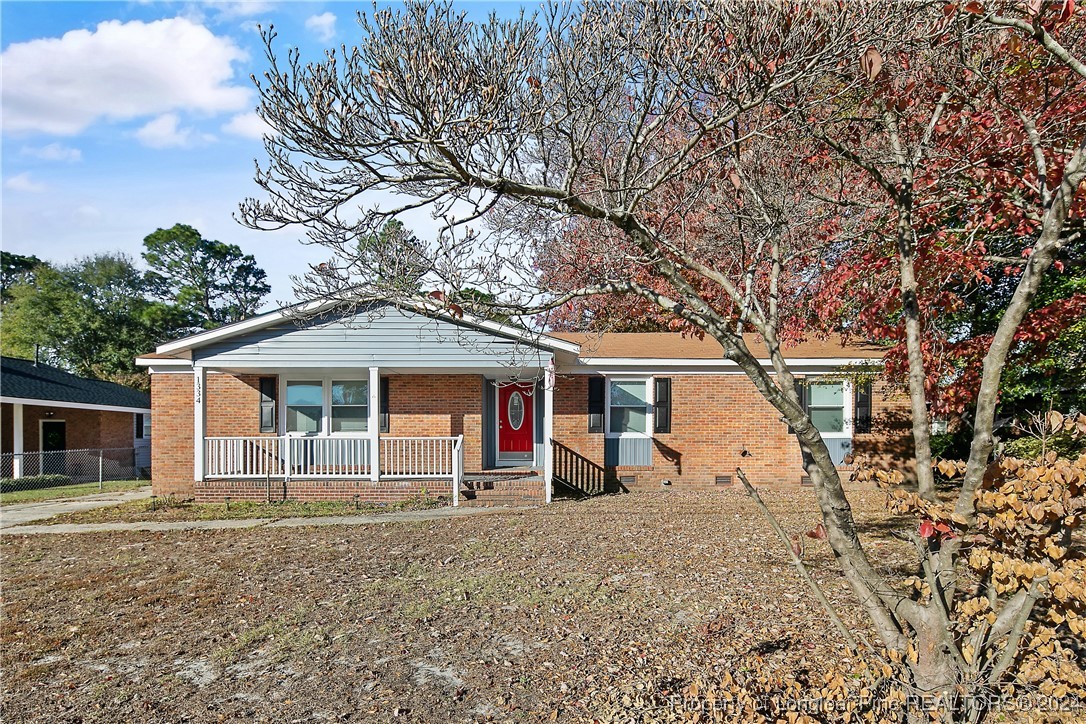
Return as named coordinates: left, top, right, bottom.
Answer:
left=283, top=378, right=368, bottom=435
left=606, top=377, right=653, bottom=436
left=806, top=380, right=853, bottom=438
left=331, top=380, right=368, bottom=432
left=135, top=413, right=150, bottom=440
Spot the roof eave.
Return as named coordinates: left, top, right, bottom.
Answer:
left=1, top=395, right=151, bottom=415
left=575, top=356, right=885, bottom=367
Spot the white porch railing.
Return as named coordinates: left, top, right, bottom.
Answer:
left=205, top=436, right=286, bottom=479
left=203, top=435, right=463, bottom=505
left=380, top=436, right=460, bottom=478
left=289, top=436, right=372, bottom=478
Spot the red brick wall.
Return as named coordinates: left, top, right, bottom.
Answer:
left=206, top=372, right=274, bottom=438
left=150, top=373, right=194, bottom=497
left=552, top=373, right=605, bottom=469
left=150, top=366, right=911, bottom=501
left=387, top=374, right=484, bottom=471
left=853, top=378, right=914, bottom=477
left=552, top=373, right=912, bottom=489
left=654, top=375, right=803, bottom=488
left=0, top=402, right=136, bottom=454
left=99, top=411, right=134, bottom=450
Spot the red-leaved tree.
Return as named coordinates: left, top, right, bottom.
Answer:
left=241, top=1, right=1086, bottom=718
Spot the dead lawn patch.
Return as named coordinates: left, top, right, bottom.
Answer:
left=3, top=488, right=926, bottom=722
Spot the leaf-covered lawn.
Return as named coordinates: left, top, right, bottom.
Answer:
left=2, top=488, right=911, bottom=722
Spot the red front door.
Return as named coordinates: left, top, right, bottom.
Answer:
left=497, top=383, right=534, bottom=461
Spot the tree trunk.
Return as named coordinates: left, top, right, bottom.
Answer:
left=910, top=605, right=961, bottom=693
left=894, top=194, right=937, bottom=501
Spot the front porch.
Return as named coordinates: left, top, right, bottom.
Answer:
left=193, top=366, right=555, bottom=507
left=198, top=434, right=546, bottom=507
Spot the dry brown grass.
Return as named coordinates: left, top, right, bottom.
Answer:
left=1, top=488, right=910, bottom=722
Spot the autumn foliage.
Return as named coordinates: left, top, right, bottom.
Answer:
left=846, top=413, right=1086, bottom=713
left=808, top=7, right=1086, bottom=415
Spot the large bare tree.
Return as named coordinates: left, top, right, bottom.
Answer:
left=240, top=1, right=1086, bottom=718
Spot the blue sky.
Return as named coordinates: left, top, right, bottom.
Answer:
left=1, top=1, right=517, bottom=307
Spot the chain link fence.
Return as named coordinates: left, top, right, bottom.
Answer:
left=0, top=448, right=148, bottom=493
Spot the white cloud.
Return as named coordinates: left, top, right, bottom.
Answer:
left=21, top=143, right=82, bottom=162
left=135, top=113, right=214, bottom=148
left=75, top=205, right=103, bottom=223
left=222, top=111, right=272, bottom=140
left=1, top=17, right=251, bottom=136
left=214, top=2, right=276, bottom=20
left=305, top=12, right=337, bottom=42
left=5, top=173, right=47, bottom=193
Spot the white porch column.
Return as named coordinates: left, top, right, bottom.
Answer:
left=194, top=366, right=206, bottom=482
left=543, top=357, right=555, bottom=504
left=368, top=366, right=380, bottom=482
left=12, top=403, right=24, bottom=479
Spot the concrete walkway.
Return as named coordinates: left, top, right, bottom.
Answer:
left=0, top=488, right=153, bottom=529
left=0, top=504, right=520, bottom=535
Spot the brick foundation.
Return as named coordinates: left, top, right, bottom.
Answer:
left=192, top=477, right=453, bottom=504
left=192, top=475, right=546, bottom=507
left=460, top=476, right=545, bottom=507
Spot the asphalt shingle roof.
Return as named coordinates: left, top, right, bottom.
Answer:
left=0, top=356, right=150, bottom=410
left=548, top=332, right=886, bottom=360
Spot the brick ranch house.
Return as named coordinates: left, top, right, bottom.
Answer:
left=137, top=301, right=909, bottom=506
left=1, top=356, right=152, bottom=478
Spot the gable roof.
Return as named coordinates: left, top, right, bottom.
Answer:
left=1, top=356, right=151, bottom=412
left=549, top=332, right=886, bottom=361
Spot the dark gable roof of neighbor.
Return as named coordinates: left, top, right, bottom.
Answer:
left=0, top=356, right=151, bottom=411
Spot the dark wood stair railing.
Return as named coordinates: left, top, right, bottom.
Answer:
left=550, top=440, right=607, bottom=497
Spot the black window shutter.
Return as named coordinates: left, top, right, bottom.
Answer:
left=855, top=381, right=873, bottom=434
left=259, top=377, right=277, bottom=433
left=653, top=377, right=672, bottom=433
left=135, top=414, right=145, bottom=439
left=380, top=377, right=390, bottom=433
left=587, top=377, right=604, bottom=433
left=788, top=379, right=807, bottom=434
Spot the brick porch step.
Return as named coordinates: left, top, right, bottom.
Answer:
left=459, top=474, right=545, bottom=507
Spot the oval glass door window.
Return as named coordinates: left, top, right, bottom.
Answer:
left=507, top=391, right=525, bottom=430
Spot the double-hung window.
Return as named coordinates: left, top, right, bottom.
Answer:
left=284, top=379, right=368, bottom=434
left=802, top=380, right=853, bottom=467
left=331, top=381, right=368, bottom=432
left=608, top=379, right=651, bottom=435
left=807, top=382, right=846, bottom=435
left=286, top=381, right=324, bottom=433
